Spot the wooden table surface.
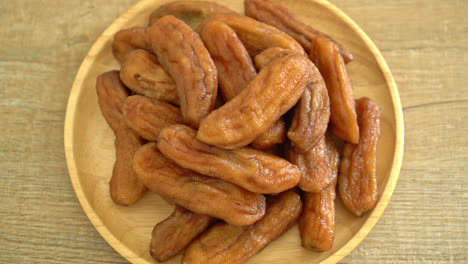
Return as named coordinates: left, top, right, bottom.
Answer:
left=1, top=0, right=466, bottom=263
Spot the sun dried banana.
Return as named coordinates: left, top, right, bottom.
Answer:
left=310, top=37, right=359, bottom=144
left=338, top=97, right=381, bottom=216
left=119, top=49, right=178, bottom=104
left=245, top=0, right=353, bottom=63
left=96, top=71, right=147, bottom=205
left=255, top=47, right=330, bottom=152
left=299, top=181, right=337, bottom=251
left=133, top=142, right=266, bottom=226
left=299, top=134, right=339, bottom=251
left=198, top=18, right=256, bottom=102
left=197, top=51, right=310, bottom=149
left=199, top=19, right=285, bottom=149
left=158, top=124, right=300, bottom=194
left=122, top=95, right=183, bottom=142
left=149, top=0, right=237, bottom=28
left=149, top=15, right=218, bottom=128
left=112, top=27, right=152, bottom=62
left=287, top=64, right=330, bottom=152
left=288, top=135, right=339, bottom=193
left=150, top=206, right=214, bottom=262
left=183, top=190, right=302, bottom=264
left=210, top=13, right=305, bottom=57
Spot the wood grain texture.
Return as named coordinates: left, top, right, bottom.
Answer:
left=0, top=1, right=466, bottom=264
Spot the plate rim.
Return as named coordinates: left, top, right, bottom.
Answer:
left=63, top=0, right=404, bottom=263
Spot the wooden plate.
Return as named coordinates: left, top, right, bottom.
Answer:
left=64, top=0, right=403, bottom=263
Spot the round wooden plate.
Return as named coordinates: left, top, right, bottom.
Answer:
left=64, top=0, right=403, bottom=263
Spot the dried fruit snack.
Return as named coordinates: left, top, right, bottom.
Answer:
left=183, top=190, right=302, bottom=264
left=197, top=51, right=310, bottom=148
left=338, top=97, right=381, bottom=216
left=245, top=0, right=354, bottom=63
left=149, top=15, right=218, bottom=128
left=120, top=49, right=178, bottom=104
left=96, top=71, right=147, bottom=205
left=122, top=95, right=183, bottom=142
left=133, top=142, right=266, bottom=226
left=150, top=206, right=214, bottom=262
left=158, top=124, right=300, bottom=194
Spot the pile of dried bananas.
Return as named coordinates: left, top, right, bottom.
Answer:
left=96, top=0, right=381, bottom=263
